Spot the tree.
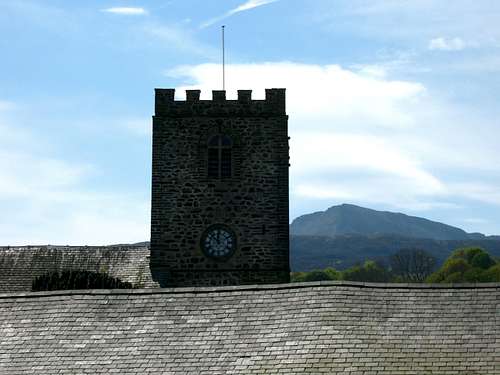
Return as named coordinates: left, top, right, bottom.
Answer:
left=290, top=267, right=340, bottom=282
left=342, top=260, right=391, bottom=282
left=426, top=247, right=500, bottom=283
left=483, top=263, right=500, bottom=281
left=389, top=248, right=437, bottom=282
left=32, top=270, right=133, bottom=291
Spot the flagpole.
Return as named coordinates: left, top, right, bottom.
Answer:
left=222, top=25, right=225, bottom=91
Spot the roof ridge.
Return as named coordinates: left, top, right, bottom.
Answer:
left=1, top=280, right=498, bottom=299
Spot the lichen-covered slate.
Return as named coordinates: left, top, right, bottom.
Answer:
left=0, top=246, right=156, bottom=292
left=0, top=282, right=498, bottom=374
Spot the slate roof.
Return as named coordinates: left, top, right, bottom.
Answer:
left=1, top=281, right=498, bottom=374
left=0, top=246, right=157, bottom=292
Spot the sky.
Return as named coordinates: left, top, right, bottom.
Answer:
left=1, top=0, right=500, bottom=245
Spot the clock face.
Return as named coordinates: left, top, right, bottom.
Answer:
left=201, top=226, right=236, bottom=259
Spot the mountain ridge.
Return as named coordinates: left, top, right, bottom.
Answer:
left=290, top=203, right=488, bottom=240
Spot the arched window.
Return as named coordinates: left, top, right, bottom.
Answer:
left=208, top=134, right=232, bottom=179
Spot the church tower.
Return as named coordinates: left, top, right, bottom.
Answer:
left=150, top=88, right=289, bottom=287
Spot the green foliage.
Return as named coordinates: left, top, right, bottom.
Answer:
left=483, top=263, right=500, bottom=281
left=32, top=270, right=133, bottom=292
left=342, top=260, right=391, bottom=282
left=450, top=247, right=495, bottom=268
left=299, top=270, right=331, bottom=282
left=291, top=246, right=500, bottom=284
left=290, top=267, right=340, bottom=282
left=470, top=252, right=495, bottom=269
left=324, top=267, right=341, bottom=280
left=290, top=272, right=306, bottom=282
left=291, top=262, right=390, bottom=283
left=426, top=247, right=500, bottom=283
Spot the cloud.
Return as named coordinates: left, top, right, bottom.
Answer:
left=290, top=132, right=444, bottom=193
left=0, top=103, right=149, bottom=245
left=200, top=0, right=278, bottom=28
left=0, top=100, right=15, bottom=111
left=143, top=24, right=218, bottom=59
left=0, top=151, right=91, bottom=197
left=428, top=37, right=466, bottom=51
left=231, top=0, right=279, bottom=12
left=317, top=1, right=500, bottom=52
left=101, top=7, right=147, bottom=15
left=447, top=55, right=500, bottom=73
left=166, top=61, right=500, bottom=221
left=450, top=183, right=500, bottom=206
left=168, top=62, right=424, bottom=129
left=462, top=218, right=488, bottom=224
left=0, top=1, right=77, bottom=32
left=166, top=62, right=440, bottom=210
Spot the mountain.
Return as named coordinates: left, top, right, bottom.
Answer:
left=290, top=234, right=500, bottom=272
left=290, top=204, right=478, bottom=240
left=289, top=204, right=500, bottom=272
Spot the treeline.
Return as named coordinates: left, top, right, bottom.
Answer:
left=291, top=247, right=500, bottom=283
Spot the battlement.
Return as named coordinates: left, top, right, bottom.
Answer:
left=154, top=88, right=286, bottom=117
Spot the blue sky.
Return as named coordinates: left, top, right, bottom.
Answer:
left=1, top=0, right=500, bottom=244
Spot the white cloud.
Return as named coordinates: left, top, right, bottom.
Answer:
left=0, top=145, right=94, bottom=197
left=0, top=188, right=149, bottom=246
left=166, top=61, right=500, bottom=219
left=143, top=24, right=218, bottom=59
left=428, top=37, right=466, bottom=51
left=200, top=0, right=278, bottom=28
left=101, top=7, right=147, bottom=15
left=168, top=62, right=424, bottom=130
left=232, top=0, right=279, bottom=12
left=317, top=1, right=500, bottom=53
left=450, top=183, right=500, bottom=206
left=0, top=106, right=149, bottom=245
left=166, top=62, right=441, bottom=209
left=448, top=55, right=500, bottom=73
left=0, top=100, right=15, bottom=111
left=462, top=218, right=488, bottom=224
left=290, top=132, right=444, bottom=193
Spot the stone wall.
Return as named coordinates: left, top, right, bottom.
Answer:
left=0, top=281, right=498, bottom=374
left=151, top=89, right=290, bottom=287
left=0, top=245, right=157, bottom=292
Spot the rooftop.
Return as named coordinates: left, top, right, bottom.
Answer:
left=1, top=281, right=498, bottom=374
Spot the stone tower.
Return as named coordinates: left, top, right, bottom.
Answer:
left=150, top=88, right=289, bottom=287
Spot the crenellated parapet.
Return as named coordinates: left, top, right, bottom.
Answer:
left=151, top=87, right=289, bottom=287
left=154, top=88, right=286, bottom=117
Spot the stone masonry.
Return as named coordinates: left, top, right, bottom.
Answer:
left=150, top=89, right=290, bottom=287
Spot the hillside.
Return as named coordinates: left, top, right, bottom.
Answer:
left=290, top=234, right=500, bottom=272
left=290, top=204, right=477, bottom=240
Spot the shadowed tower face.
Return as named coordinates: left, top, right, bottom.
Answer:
left=150, top=89, right=290, bottom=287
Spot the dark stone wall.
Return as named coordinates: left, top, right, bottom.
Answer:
left=150, top=89, right=290, bottom=287
left=0, top=246, right=157, bottom=292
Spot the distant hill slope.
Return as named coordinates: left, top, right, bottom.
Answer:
left=290, top=234, right=500, bottom=272
left=290, top=204, right=476, bottom=240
